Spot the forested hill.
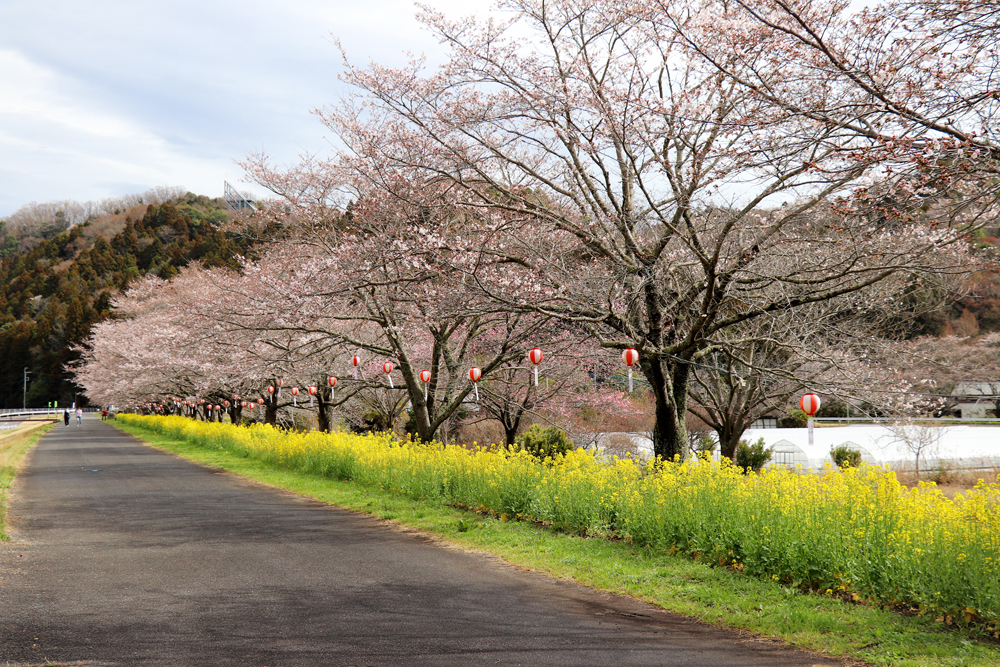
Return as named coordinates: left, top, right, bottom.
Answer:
left=0, top=193, right=254, bottom=409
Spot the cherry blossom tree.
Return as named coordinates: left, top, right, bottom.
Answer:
left=672, top=0, right=1000, bottom=231
left=232, top=171, right=566, bottom=442
left=882, top=333, right=1000, bottom=416
left=279, top=0, right=983, bottom=460
left=468, top=330, right=603, bottom=444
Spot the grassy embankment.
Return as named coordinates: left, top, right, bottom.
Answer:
left=113, top=416, right=1000, bottom=667
left=0, top=422, right=54, bottom=539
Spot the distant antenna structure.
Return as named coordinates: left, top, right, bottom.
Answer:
left=224, top=181, right=257, bottom=212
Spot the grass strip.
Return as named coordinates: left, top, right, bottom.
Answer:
left=0, top=423, right=53, bottom=540
left=113, top=420, right=1000, bottom=667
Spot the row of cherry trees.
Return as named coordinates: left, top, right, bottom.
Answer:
left=77, top=0, right=997, bottom=458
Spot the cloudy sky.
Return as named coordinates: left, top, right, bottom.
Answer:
left=0, top=0, right=490, bottom=217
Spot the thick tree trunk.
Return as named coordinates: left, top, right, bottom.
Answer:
left=646, top=358, right=690, bottom=462
left=651, top=399, right=687, bottom=461
left=414, top=399, right=433, bottom=442
left=317, top=402, right=331, bottom=432
left=719, top=427, right=742, bottom=461
left=317, top=387, right=336, bottom=433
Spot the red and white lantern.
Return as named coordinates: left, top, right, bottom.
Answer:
left=352, top=354, right=360, bottom=379
left=419, top=370, right=431, bottom=400
left=327, top=376, right=337, bottom=401
left=800, top=392, right=821, bottom=449
left=241, top=400, right=247, bottom=408
left=529, top=347, right=543, bottom=386
left=266, top=385, right=275, bottom=395
left=290, top=386, right=299, bottom=407
left=800, top=393, right=821, bottom=416
left=257, top=397, right=264, bottom=406
left=383, top=361, right=394, bottom=388
left=469, top=366, right=482, bottom=401
left=308, top=385, right=317, bottom=407
left=223, top=400, right=230, bottom=408
left=622, top=347, right=639, bottom=392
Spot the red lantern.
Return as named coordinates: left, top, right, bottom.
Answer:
left=529, top=348, right=543, bottom=386
left=352, top=355, right=360, bottom=367
left=223, top=400, right=230, bottom=407
left=419, top=369, right=431, bottom=400
left=199, top=398, right=205, bottom=405
left=383, top=361, right=395, bottom=388
left=240, top=401, right=247, bottom=408
left=276, top=379, right=283, bottom=387
left=622, top=347, right=639, bottom=393
left=328, top=376, right=337, bottom=387
left=308, top=386, right=317, bottom=395
left=469, top=366, right=482, bottom=401
left=267, top=385, right=275, bottom=395
left=291, top=387, right=299, bottom=395
left=800, top=393, right=821, bottom=417
left=800, top=392, right=821, bottom=450
left=257, top=397, right=264, bottom=405
left=232, top=394, right=239, bottom=400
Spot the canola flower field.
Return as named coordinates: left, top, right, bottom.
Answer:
left=121, top=415, right=1000, bottom=634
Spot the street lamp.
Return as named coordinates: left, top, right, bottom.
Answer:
left=23, top=367, right=30, bottom=412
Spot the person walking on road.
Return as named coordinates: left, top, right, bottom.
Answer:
left=75, top=407, right=83, bottom=426
left=63, top=409, right=70, bottom=426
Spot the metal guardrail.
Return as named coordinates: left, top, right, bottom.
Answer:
left=0, top=408, right=69, bottom=420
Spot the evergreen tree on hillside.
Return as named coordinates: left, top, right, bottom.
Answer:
left=0, top=194, right=258, bottom=409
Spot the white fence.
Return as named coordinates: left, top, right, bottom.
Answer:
left=578, top=425, right=1000, bottom=472
left=743, top=424, right=1000, bottom=471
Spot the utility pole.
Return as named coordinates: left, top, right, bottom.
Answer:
left=23, top=367, right=30, bottom=411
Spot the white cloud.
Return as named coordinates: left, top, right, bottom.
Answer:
left=0, top=0, right=491, bottom=217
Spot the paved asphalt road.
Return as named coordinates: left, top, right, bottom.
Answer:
left=0, top=418, right=841, bottom=666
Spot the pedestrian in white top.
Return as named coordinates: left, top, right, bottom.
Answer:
left=75, top=408, right=83, bottom=426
